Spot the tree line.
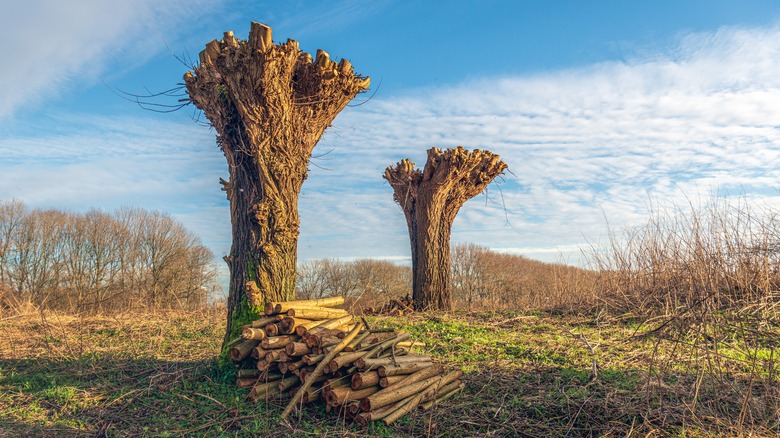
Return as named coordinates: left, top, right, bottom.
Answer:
left=296, top=243, right=596, bottom=311
left=0, top=199, right=218, bottom=313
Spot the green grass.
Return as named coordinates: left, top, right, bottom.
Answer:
left=0, top=308, right=778, bottom=437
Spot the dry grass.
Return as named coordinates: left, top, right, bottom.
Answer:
left=1, top=307, right=778, bottom=437
left=588, top=196, right=780, bottom=435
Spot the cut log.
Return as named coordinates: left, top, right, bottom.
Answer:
left=264, top=349, right=284, bottom=362
left=242, top=327, right=266, bottom=340
left=286, top=359, right=305, bottom=373
left=324, top=385, right=379, bottom=406
left=302, top=353, right=325, bottom=366
left=429, top=370, right=463, bottom=392
left=264, top=322, right=281, bottom=336
left=353, top=395, right=411, bottom=426
left=237, top=377, right=259, bottom=389
left=244, top=316, right=281, bottom=329
left=281, top=317, right=314, bottom=334
left=359, top=374, right=442, bottom=412
left=236, top=369, right=262, bottom=379
left=382, top=380, right=438, bottom=425
left=247, top=380, right=281, bottom=402
left=358, top=331, right=400, bottom=348
left=385, top=364, right=444, bottom=390
left=352, top=371, right=380, bottom=390
left=261, top=335, right=298, bottom=349
left=230, top=339, right=259, bottom=362
left=295, top=319, right=328, bottom=336
left=344, top=330, right=372, bottom=352
left=252, top=346, right=268, bottom=360
left=322, top=377, right=350, bottom=392
left=328, top=351, right=368, bottom=373
left=378, top=361, right=435, bottom=377
left=296, top=315, right=353, bottom=337
left=307, top=333, right=342, bottom=349
left=346, top=401, right=361, bottom=415
left=315, top=315, right=354, bottom=330
left=285, top=341, right=312, bottom=357
left=266, top=296, right=345, bottom=314
left=288, top=308, right=349, bottom=320
left=420, top=381, right=464, bottom=410
left=278, top=375, right=301, bottom=392
left=360, top=331, right=411, bottom=357
left=300, top=384, right=323, bottom=404
left=356, top=355, right=432, bottom=370
left=276, top=304, right=347, bottom=316
left=379, top=375, right=407, bottom=388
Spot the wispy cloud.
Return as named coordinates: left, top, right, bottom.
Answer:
left=272, top=0, right=391, bottom=38
left=0, top=0, right=218, bottom=120
left=307, top=23, right=780, bottom=262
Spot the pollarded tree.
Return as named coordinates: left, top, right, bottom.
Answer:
left=384, top=147, right=507, bottom=311
left=183, top=23, right=369, bottom=344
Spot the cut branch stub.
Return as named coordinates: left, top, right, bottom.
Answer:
left=184, top=22, right=370, bottom=349
left=384, top=146, right=507, bottom=311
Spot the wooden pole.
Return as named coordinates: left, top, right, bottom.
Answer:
left=266, top=296, right=345, bottom=314
left=359, top=374, right=442, bottom=412
left=230, top=340, right=259, bottom=361
left=288, top=308, right=349, bottom=319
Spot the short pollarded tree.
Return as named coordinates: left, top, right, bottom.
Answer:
left=384, top=147, right=507, bottom=311
left=184, top=23, right=369, bottom=344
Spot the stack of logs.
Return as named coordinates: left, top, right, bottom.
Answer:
left=364, top=295, right=415, bottom=316
left=230, top=296, right=463, bottom=426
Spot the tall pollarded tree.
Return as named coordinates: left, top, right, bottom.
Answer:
left=184, top=22, right=369, bottom=345
left=384, top=147, right=507, bottom=311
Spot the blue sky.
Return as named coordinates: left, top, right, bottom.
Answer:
left=3, top=1, right=780, bottom=293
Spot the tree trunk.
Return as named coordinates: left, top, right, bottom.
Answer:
left=384, top=147, right=507, bottom=311
left=184, top=23, right=369, bottom=349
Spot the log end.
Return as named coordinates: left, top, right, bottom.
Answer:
left=354, top=413, right=369, bottom=427
left=351, top=374, right=362, bottom=390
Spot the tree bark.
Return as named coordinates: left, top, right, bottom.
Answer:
left=384, top=147, right=507, bottom=311
left=184, top=23, right=369, bottom=348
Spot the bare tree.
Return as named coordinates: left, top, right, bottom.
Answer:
left=296, top=258, right=412, bottom=309
left=0, top=199, right=26, bottom=287
left=9, top=209, right=68, bottom=305
left=184, top=23, right=370, bottom=344
left=450, top=243, right=597, bottom=310
left=296, top=259, right=336, bottom=300
left=384, top=147, right=507, bottom=311
left=0, top=204, right=216, bottom=313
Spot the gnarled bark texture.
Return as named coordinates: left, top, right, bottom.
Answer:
left=184, top=23, right=369, bottom=346
left=384, top=147, right=507, bottom=311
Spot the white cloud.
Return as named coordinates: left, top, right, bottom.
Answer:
left=0, top=0, right=217, bottom=119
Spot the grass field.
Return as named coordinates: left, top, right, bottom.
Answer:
left=1, top=307, right=777, bottom=437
